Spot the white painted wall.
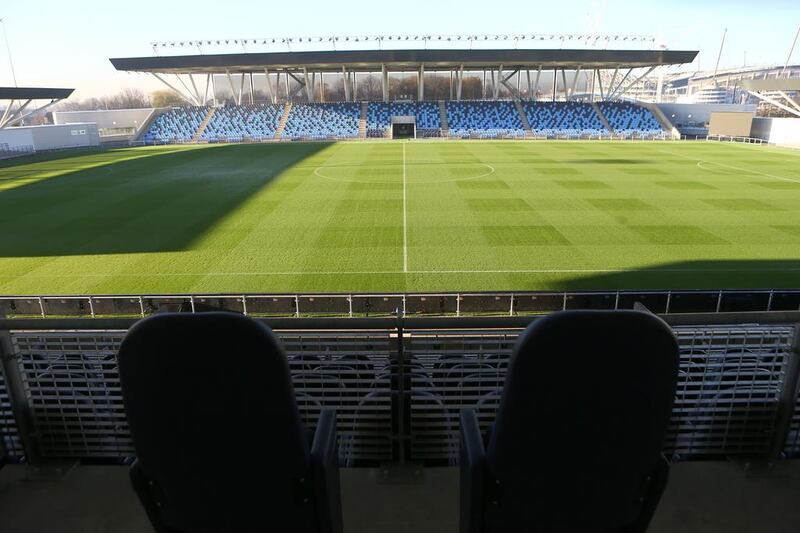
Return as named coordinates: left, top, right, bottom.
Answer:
left=751, top=117, right=800, bottom=147
left=0, top=124, right=100, bottom=151
left=53, top=108, right=154, bottom=137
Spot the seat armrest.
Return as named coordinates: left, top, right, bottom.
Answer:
left=311, top=409, right=342, bottom=533
left=460, top=409, right=486, bottom=533
left=626, top=454, right=670, bottom=533
left=129, top=459, right=171, bottom=533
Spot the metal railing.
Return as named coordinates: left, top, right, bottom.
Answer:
left=0, top=312, right=799, bottom=466
left=2, top=289, right=799, bottom=319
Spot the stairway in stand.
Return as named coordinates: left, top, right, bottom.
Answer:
left=438, top=101, right=449, bottom=137
left=513, top=100, right=532, bottom=137
left=591, top=102, right=615, bottom=136
left=274, top=102, right=293, bottom=139
left=359, top=102, right=368, bottom=139
left=191, top=107, right=216, bottom=142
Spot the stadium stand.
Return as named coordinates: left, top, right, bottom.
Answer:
left=282, top=102, right=361, bottom=139
left=598, top=101, right=665, bottom=138
left=460, top=310, right=678, bottom=533
left=446, top=101, right=526, bottom=138
left=136, top=101, right=668, bottom=142
left=523, top=102, right=608, bottom=138
left=366, top=102, right=442, bottom=137
left=201, top=103, right=284, bottom=141
left=141, top=106, right=208, bottom=143
left=119, top=312, right=343, bottom=533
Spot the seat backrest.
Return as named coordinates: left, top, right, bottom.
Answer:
left=486, top=310, right=679, bottom=531
left=119, top=312, right=314, bottom=532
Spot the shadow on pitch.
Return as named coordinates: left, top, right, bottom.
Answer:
left=0, top=142, right=331, bottom=257
left=546, top=259, right=800, bottom=294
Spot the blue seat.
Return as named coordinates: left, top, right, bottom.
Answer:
left=142, top=107, right=207, bottom=143
left=460, top=310, right=679, bottom=533
left=283, top=103, right=361, bottom=139
left=202, top=103, right=283, bottom=141
left=446, top=101, right=525, bottom=138
left=119, top=312, right=343, bottom=533
left=599, top=102, right=664, bottom=138
left=523, top=102, right=607, bottom=138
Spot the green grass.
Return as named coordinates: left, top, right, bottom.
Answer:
left=1, top=140, right=800, bottom=295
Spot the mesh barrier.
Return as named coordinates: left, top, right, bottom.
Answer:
left=2, top=323, right=797, bottom=464
left=786, top=389, right=800, bottom=457
left=8, top=330, right=394, bottom=464
left=0, top=364, right=24, bottom=460
left=406, top=325, right=797, bottom=463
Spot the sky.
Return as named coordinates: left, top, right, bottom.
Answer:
left=0, top=0, right=798, bottom=99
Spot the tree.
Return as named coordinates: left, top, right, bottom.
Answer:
left=151, top=90, right=185, bottom=108
left=57, top=88, right=152, bottom=111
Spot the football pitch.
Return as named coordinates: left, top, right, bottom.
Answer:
left=1, top=140, right=799, bottom=295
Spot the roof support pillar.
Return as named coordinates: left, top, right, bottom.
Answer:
left=534, top=66, right=542, bottom=101
left=342, top=66, right=351, bottom=102
left=238, top=72, right=245, bottom=105
left=225, top=70, right=237, bottom=105
left=596, top=69, right=605, bottom=100
left=609, top=66, right=654, bottom=100
left=381, top=64, right=388, bottom=103
left=500, top=69, right=520, bottom=101
left=152, top=73, right=198, bottom=106
left=0, top=99, right=15, bottom=127
left=747, top=90, right=800, bottom=118
left=552, top=69, right=557, bottom=102
left=418, top=64, right=425, bottom=101
left=0, top=98, right=64, bottom=129
left=304, top=68, right=314, bottom=103
left=569, top=66, right=582, bottom=100
left=211, top=74, right=218, bottom=106
left=264, top=69, right=275, bottom=103
left=561, top=69, right=568, bottom=101
left=526, top=70, right=531, bottom=99
left=188, top=74, right=203, bottom=105
left=457, top=64, right=464, bottom=101
left=203, top=74, right=211, bottom=106
left=249, top=73, right=255, bottom=104
left=493, top=65, right=503, bottom=100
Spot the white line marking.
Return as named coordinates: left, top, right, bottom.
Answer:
left=312, top=162, right=495, bottom=184
left=402, top=141, right=408, bottom=272
left=695, top=160, right=800, bottom=184
left=658, top=147, right=800, bottom=184
left=7, top=267, right=800, bottom=279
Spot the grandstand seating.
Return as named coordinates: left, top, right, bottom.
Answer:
left=446, top=101, right=526, bottom=138
left=282, top=102, right=361, bottom=140
left=366, top=102, right=442, bottom=137
left=524, top=102, right=607, bottom=138
left=137, top=100, right=666, bottom=142
left=598, top=101, right=665, bottom=138
left=201, top=103, right=283, bottom=141
left=141, top=106, right=208, bottom=143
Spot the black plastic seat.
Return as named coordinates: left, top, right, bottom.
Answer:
left=118, top=312, right=342, bottom=533
left=460, top=310, right=679, bottom=533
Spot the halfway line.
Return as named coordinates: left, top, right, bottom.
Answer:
left=402, top=141, right=408, bottom=272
